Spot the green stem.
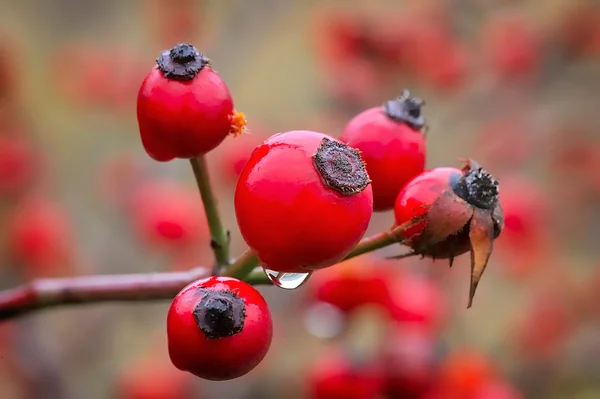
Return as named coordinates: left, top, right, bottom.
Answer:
left=190, top=156, right=230, bottom=270
left=223, top=249, right=260, bottom=279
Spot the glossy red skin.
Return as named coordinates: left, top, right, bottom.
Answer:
left=235, top=130, right=373, bottom=273
left=128, top=181, right=208, bottom=250
left=308, top=257, right=392, bottom=313
left=167, top=276, right=272, bottom=381
left=0, top=135, right=37, bottom=197
left=137, top=66, right=235, bottom=161
left=309, top=348, right=383, bottom=399
left=339, top=107, right=426, bottom=211
left=394, top=167, right=460, bottom=242
left=7, top=198, right=72, bottom=274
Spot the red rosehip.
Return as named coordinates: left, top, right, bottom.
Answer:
left=117, top=350, right=194, bottom=399
left=167, top=276, right=272, bottom=381
left=436, top=349, right=497, bottom=399
left=6, top=197, right=73, bottom=276
left=393, top=160, right=503, bottom=307
left=472, top=381, right=524, bottom=399
left=127, top=181, right=209, bottom=251
left=307, top=256, right=392, bottom=314
left=387, top=273, right=446, bottom=332
left=482, top=13, right=540, bottom=82
left=308, top=347, right=383, bottom=399
left=137, top=43, right=246, bottom=161
left=235, top=130, right=373, bottom=273
left=339, top=90, right=426, bottom=211
left=0, top=134, right=37, bottom=197
left=380, top=325, right=442, bottom=399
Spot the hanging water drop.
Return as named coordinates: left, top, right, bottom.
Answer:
left=262, top=268, right=312, bottom=289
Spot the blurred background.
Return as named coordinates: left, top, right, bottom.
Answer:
left=1, top=0, right=600, bottom=398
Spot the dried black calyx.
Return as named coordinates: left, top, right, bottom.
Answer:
left=313, top=137, right=371, bottom=196
left=156, top=43, right=210, bottom=81
left=383, top=89, right=426, bottom=130
left=452, top=160, right=499, bottom=210
left=193, top=289, right=246, bottom=339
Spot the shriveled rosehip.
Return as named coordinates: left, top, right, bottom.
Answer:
left=6, top=197, right=73, bottom=276
left=339, top=90, right=426, bottom=211
left=307, top=255, right=392, bottom=314
left=167, top=276, right=272, bottom=381
left=127, top=181, right=209, bottom=251
left=0, top=134, right=37, bottom=197
left=308, top=347, right=383, bottom=399
left=235, top=130, right=373, bottom=273
left=393, top=160, right=503, bottom=307
left=137, top=43, right=246, bottom=161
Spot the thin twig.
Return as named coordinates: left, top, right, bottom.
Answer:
left=190, top=156, right=230, bottom=271
left=0, top=267, right=210, bottom=321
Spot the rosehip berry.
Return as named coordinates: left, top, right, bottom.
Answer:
left=307, top=256, right=392, bottom=314
left=117, top=351, right=194, bottom=399
left=393, top=160, right=503, bottom=307
left=387, top=273, right=446, bottom=331
left=308, top=347, right=383, bottom=399
left=7, top=197, right=73, bottom=276
left=0, top=134, right=37, bottom=197
left=436, top=349, right=497, bottom=399
left=127, top=181, right=208, bottom=251
left=137, top=43, right=246, bottom=161
left=235, top=130, right=373, bottom=273
left=339, top=90, right=426, bottom=211
left=167, top=276, right=272, bottom=381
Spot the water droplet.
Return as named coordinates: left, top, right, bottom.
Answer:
left=303, top=302, right=346, bottom=339
left=263, top=268, right=312, bottom=289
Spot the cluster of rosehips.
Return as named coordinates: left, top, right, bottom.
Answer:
left=135, top=42, right=505, bottom=382
left=311, top=2, right=600, bottom=109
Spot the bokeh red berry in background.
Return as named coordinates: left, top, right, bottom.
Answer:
left=1, top=0, right=600, bottom=398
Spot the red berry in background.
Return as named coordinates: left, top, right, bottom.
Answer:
left=6, top=197, right=73, bottom=276
left=117, top=349, right=194, bottom=399
left=216, top=132, right=266, bottom=185
left=307, top=256, right=392, bottom=314
left=481, top=13, right=540, bottom=82
left=0, top=134, right=37, bottom=197
left=167, top=276, right=272, bottom=381
left=308, top=347, right=383, bottom=399
left=556, top=3, right=600, bottom=58
left=127, top=181, right=209, bottom=251
left=494, top=176, right=551, bottom=277
left=511, top=290, right=572, bottom=361
left=137, top=43, right=246, bottom=162
left=387, top=272, right=446, bottom=332
left=435, top=349, right=497, bottom=399
left=339, top=90, right=426, bottom=212
left=472, top=381, right=524, bottom=399
left=380, top=325, right=443, bottom=399
left=393, top=160, right=504, bottom=307
left=235, top=130, right=373, bottom=273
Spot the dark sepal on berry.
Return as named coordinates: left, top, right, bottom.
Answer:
left=451, top=160, right=499, bottom=210
left=157, top=43, right=210, bottom=81
left=193, top=289, right=246, bottom=339
left=313, top=137, right=372, bottom=196
left=383, top=89, right=426, bottom=130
